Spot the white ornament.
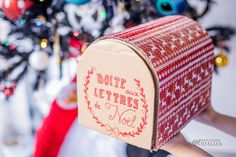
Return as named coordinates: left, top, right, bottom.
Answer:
left=29, top=50, right=49, bottom=71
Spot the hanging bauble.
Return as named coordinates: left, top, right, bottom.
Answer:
left=8, top=44, right=16, bottom=52
left=1, top=0, right=33, bottom=20
left=3, top=83, right=16, bottom=97
left=65, top=0, right=90, bottom=5
left=69, top=38, right=81, bottom=50
left=68, top=37, right=82, bottom=58
left=64, top=2, right=106, bottom=38
left=155, top=0, right=188, bottom=16
left=215, top=52, right=228, bottom=68
left=29, top=50, right=49, bottom=71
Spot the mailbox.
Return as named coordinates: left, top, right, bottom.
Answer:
left=77, top=15, right=214, bottom=150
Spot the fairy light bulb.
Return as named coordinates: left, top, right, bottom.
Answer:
left=215, top=52, right=228, bottom=68
left=73, top=31, right=79, bottom=37
left=3, top=41, right=10, bottom=47
left=40, top=39, right=48, bottom=48
left=101, top=11, right=107, bottom=19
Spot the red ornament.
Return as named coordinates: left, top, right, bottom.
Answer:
left=1, top=0, right=33, bottom=20
left=3, top=83, right=17, bottom=97
left=4, top=88, right=14, bottom=96
left=69, top=38, right=82, bottom=49
left=68, top=38, right=82, bottom=58
left=9, top=44, right=16, bottom=51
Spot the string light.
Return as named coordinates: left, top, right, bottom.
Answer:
left=40, top=39, right=48, bottom=48
left=73, top=31, right=79, bottom=37
left=36, top=21, right=43, bottom=27
left=101, top=11, right=107, bottom=19
left=3, top=41, right=10, bottom=47
left=215, top=52, right=228, bottom=67
left=19, top=19, right=26, bottom=25
left=38, top=16, right=46, bottom=22
left=9, top=44, right=16, bottom=51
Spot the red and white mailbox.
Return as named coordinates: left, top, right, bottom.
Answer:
left=77, top=15, right=214, bottom=150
